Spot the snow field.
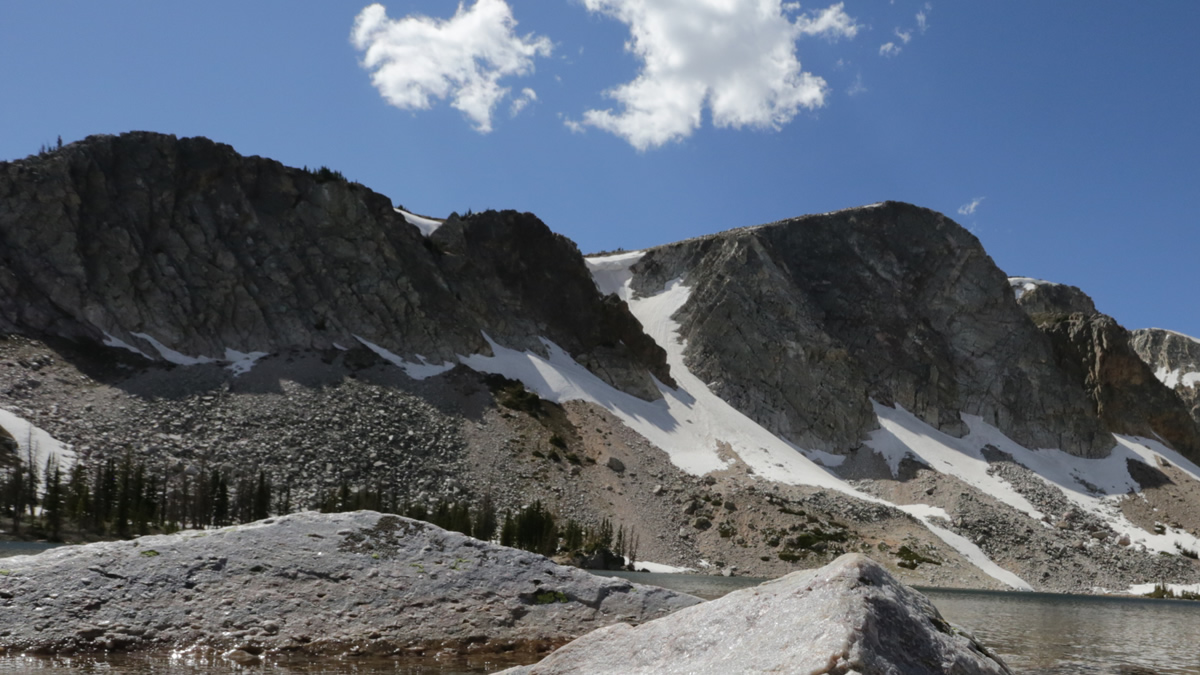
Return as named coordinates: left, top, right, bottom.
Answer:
left=395, top=208, right=444, bottom=237
left=0, top=407, right=75, bottom=474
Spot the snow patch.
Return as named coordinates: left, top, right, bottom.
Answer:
left=131, top=333, right=215, bottom=366
left=901, top=505, right=1033, bottom=591
left=0, top=408, right=75, bottom=474
left=585, top=251, right=645, bottom=297
left=224, top=349, right=269, bottom=376
left=1154, top=366, right=1200, bottom=389
left=1127, top=581, right=1200, bottom=597
left=630, top=560, right=694, bottom=574
left=102, top=332, right=150, bottom=359
left=396, top=208, right=444, bottom=237
left=354, top=336, right=456, bottom=380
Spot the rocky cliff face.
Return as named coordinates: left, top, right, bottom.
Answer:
left=0, top=132, right=669, bottom=399
left=1131, top=328, right=1200, bottom=428
left=1012, top=284, right=1200, bottom=460
left=628, top=203, right=1111, bottom=457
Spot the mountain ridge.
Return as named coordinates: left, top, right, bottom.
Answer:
left=2, top=131, right=1199, bottom=595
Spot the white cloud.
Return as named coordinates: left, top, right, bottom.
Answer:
left=894, top=27, right=912, bottom=44
left=578, top=1, right=860, bottom=151
left=795, top=2, right=861, bottom=40
left=958, top=197, right=985, bottom=216
left=916, top=10, right=928, bottom=33
left=351, top=1, right=552, bottom=133
left=510, top=87, right=537, bottom=116
left=879, top=42, right=901, bottom=58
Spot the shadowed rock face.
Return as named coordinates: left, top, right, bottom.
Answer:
left=500, top=553, right=1012, bottom=675
left=1131, top=328, right=1200, bottom=429
left=629, top=202, right=1111, bottom=457
left=0, top=132, right=670, bottom=399
left=1013, top=286, right=1200, bottom=461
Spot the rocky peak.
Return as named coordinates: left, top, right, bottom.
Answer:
left=1131, top=328, right=1200, bottom=428
left=1009, top=277, right=1098, bottom=317
left=0, top=132, right=669, bottom=399
left=628, top=202, right=1111, bottom=457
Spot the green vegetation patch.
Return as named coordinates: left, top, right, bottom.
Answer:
left=896, top=545, right=942, bottom=569
left=534, top=590, right=569, bottom=605
left=139, top=549, right=160, bottom=557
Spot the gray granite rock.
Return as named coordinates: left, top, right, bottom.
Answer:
left=628, top=202, right=1110, bottom=457
left=0, top=133, right=670, bottom=399
left=1131, top=328, right=1200, bottom=429
left=0, top=511, right=699, bottom=656
left=500, top=553, right=1011, bottom=675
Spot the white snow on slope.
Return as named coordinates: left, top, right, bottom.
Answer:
left=461, top=251, right=1030, bottom=589
left=396, top=208, right=444, bottom=237
left=224, top=348, right=270, bottom=376
left=132, top=332, right=216, bottom=366
left=870, top=399, right=1200, bottom=558
left=355, top=336, right=456, bottom=380
left=0, top=408, right=75, bottom=474
left=1154, top=366, right=1200, bottom=389
left=899, top=503, right=1033, bottom=591
left=585, top=251, right=645, bottom=296
left=103, top=332, right=150, bottom=358
left=127, top=333, right=268, bottom=377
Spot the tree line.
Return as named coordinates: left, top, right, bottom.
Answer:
left=3, top=453, right=638, bottom=565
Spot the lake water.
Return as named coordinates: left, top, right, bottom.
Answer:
left=3, top=544, right=1199, bottom=674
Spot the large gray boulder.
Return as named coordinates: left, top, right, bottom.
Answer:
left=501, top=553, right=1011, bottom=674
left=628, top=202, right=1110, bottom=457
left=0, top=511, right=699, bottom=657
left=0, top=133, right=670, bottom=399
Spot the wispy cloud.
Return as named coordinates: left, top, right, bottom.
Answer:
left=510, top=88, right=537, bottom=117
left=958, top=197, right=985, bottom=216
left=351, top=1, right=552, bottom=133
left=578, top=1, right=860, bottom=150
left=879, top=42, right=901, bottom=58
left=846, top=72, right=867, bottom=96
left=894, top=27, right=912, bottom=44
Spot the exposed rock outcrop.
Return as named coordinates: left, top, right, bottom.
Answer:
left=0, top=133, right=670, bottom=399
left=629, top=203, right=1110, bottom=457
left=1013, top=284, right=1200, bottom=460
left=1008, top=277, right=1097, bottom=317
left=500, top=553, right=1011, bottom=675
left=1131, top=328, right=1200, bottom=428
left=0, top=511, right=700, bottom=656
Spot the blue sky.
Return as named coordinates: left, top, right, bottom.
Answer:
left=1, top=2, right=1197, bottom=337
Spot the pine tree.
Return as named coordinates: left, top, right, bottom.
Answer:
left=472, top=494, right=498, bottom=542
left=253, top=470, right=271, bottom=521
left=43, top=461, right=64, bottom=541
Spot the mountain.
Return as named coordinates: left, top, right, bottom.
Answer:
left=1130, top=328, right=1200, bottom=428
left=2, top=132, right=1199, bottom=595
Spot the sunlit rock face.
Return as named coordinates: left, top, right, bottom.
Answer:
left=500, top=553, right=1012, bottom=675
left=627, top=202, right=1110, bottom=457
left=1132, top=328, right=1200, bottom=429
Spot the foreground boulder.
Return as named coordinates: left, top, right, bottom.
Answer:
left=501, top=553, right=1011, bottom=675
left=0, top=511, right=699, bottom=657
